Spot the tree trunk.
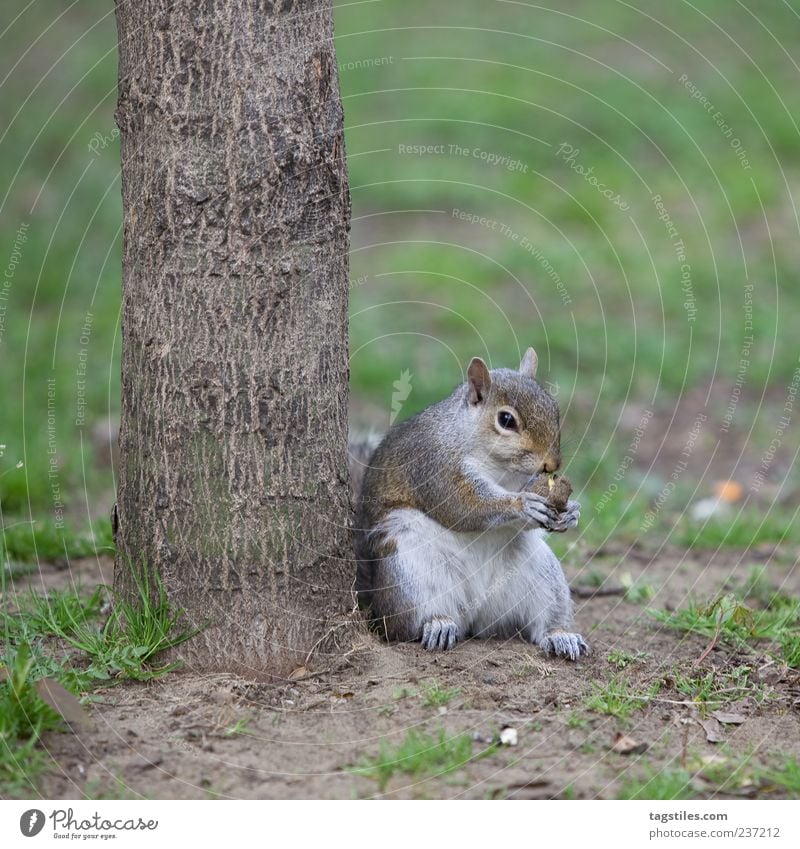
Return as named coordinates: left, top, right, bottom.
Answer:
left=113, top=0, right=353, bottom=678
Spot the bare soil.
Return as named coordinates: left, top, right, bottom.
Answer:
left=16, top=545, right=800, bottom=800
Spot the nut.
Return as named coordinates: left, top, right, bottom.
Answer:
left=528, top=473, right=572, bottom=512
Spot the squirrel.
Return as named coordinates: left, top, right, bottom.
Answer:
left=352, top=348, right=589, bottom=660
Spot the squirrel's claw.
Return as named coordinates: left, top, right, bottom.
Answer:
left=520, top=491, right=560, bottom=530
left=549, top=499, right=580, bottom=533
left=538, top=631, right=590, bottom=661
left=421, top=616, right=459, bottom=651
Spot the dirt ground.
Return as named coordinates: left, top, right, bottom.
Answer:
left=17, top=543, right=800, bottom=801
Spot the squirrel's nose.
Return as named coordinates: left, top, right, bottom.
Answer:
left=542, top=453, right=561, bottom=474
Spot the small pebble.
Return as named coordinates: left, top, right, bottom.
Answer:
left=499, top=727, right=518, bottom=746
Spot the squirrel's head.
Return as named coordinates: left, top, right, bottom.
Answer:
left=464, top=348, right=561, bottom=478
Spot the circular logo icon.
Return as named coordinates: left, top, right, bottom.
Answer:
left=19, top=810, right=45, bottom=837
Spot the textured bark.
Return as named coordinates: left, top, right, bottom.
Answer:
left=114, top=0, right=353, bottom=677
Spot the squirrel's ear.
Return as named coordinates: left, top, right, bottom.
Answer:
left=467, top=357, right=491, bottom=404
left=519, top=347, right=539, bottom=378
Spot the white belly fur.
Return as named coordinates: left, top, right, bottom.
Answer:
left=373, top=507, right=570, bottom=641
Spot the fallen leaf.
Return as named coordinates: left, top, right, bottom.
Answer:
left=710, top=711, right=746, bottom=725
left=288, top=666, right=308, bottom=681
left=612, top=732, right=647, bottom=755
left=699, top=717, right=723, bottom=743
left=35, top=678, right=90, bottom=729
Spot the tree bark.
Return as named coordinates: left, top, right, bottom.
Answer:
left=113, top=0, right=353, bottom=677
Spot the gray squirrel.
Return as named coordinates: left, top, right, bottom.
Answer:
left=352, top=348, right=589, bottom=660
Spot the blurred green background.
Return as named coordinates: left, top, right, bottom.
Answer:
left=1, top=0, right=798, bottom=562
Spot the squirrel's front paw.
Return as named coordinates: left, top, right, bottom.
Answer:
left=538, top=631, right=590, bottom=661
left=520, top=491, right=559, bottom=530
left=420, top=616, right=459, bottom=651
left=549, top=499, right=581, bottom=533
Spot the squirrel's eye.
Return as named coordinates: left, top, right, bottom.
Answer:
left=497, top=411, right=517, bottom=430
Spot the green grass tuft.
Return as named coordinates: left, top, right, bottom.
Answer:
left=618, top=767, right=698, bottom=800
left=0, top=561, right=200, bottom=795
left=584, top=677, right=660, bottom=720
left=420, top=680, right=461, bottom=707
left=56, top=565, right=200, bottom=683
left=671, top=665, right=763, bottom=712
left=650, top=591, right=800, bottom=666
left=757, top=758, right=800, bottom=797
left=607, top=650, right=648, bottom=670
left=350, top=729, right=487, bottom=791
left=1, top=586, right=104, bottom=644
left=0, top=643, right=68, bottom=796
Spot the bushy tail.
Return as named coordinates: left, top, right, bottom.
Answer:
left=347, top=433, right=382, bottom=503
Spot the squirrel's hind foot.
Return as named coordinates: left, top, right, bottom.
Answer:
left=420, top=616, right=459, bottom=651
left=538, top=631, right=590, bottom=661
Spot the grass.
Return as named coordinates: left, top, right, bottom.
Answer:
left=584, top=677, right=660, bottom=721
left=1, top=518, right=114, bottom=564
left=779, top=634, right=800, bottom=670
left=50, top=566, right=200, bottom=683
left=0, top=642, right=66, bottom=795
left=223, top=718, right=251, bottom=738
left=670, top=665, right=764, bottom=713
left=607, top=650, right=648, bottom=670
left=1, top=584, right=104, bottom=643
left=732, top=566, right=790, bottom=609
left=758, top=758, right=800, bottom=797
left=620, top=574, right=656, bottom=604
left=0, top=0, right=796, bottom=803
left=1, top=0, right=798, bottom=559
left=619, top=755, right=800, bottom=800
left=650, top=591, right=800, bottom=668
left=0, top=562, right=199, bottom=796
left=350, top=729, right=487, bottom=792
left=707, top=754, right=800, bottom=798
left=673, top=509, right=799, bottom=550
left=618, top=767, right=698, bottom=801
left=420, top=680, right=461, bottom=707
left=566, top=712, right=589, bottom=729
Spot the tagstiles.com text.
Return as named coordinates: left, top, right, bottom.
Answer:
left=648, top=810, right=781, bottom=841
